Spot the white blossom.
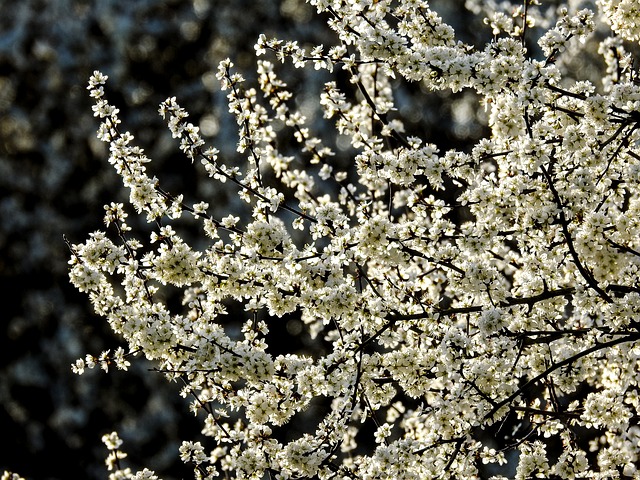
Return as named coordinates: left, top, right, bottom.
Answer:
left=66, top=2, right=640, bottom=479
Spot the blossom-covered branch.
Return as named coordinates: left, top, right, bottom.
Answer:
left=59, top=1, right=640, bottom=479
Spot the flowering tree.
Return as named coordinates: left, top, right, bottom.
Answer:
left=46, top=0, right=640, bottom=478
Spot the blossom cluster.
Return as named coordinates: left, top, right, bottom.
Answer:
left=62, top=1, right=640, bottom=479
left=599, top=0, right=640, bottom=42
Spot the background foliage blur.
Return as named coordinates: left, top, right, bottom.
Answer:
left=0, top=1, right=326, bottom=477
left=0, top=0, right=547, bottom=478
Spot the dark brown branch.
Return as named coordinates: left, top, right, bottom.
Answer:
left=483, top=334, right=639, bottom=423
left=540, top=163, right=613, bottom=303
left=389, top=287, right=575, bottom=322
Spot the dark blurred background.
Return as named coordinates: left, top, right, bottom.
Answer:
left=0, top=1, right=328, bottom=477
left=0, top=0, right=504, bottom=478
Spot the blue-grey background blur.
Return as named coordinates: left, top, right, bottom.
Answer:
left=2, top=0, right=587, bottom=478
left=1, top=1, right=329, bottom=477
